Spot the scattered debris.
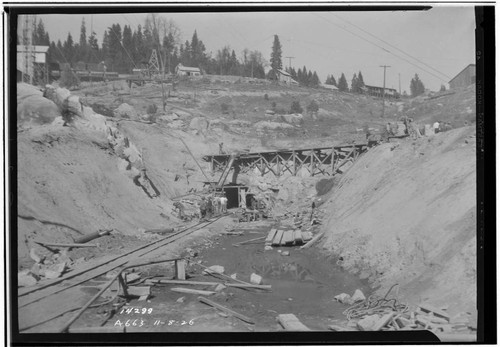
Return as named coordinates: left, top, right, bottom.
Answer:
left=351, top=289, right=366, bottom=302
left=250, top=273, right=263, bottom=285
left=334, top=293, right=353, bottom=305
left=277, top=314, right=311, bottom=331
left=171, top=287, right=216, bottom=296
left=214, top=284, right=227, bottom=292
left=126, top=286, right=151, bottom=297
left=34, top=240, right=97, bottom=248
left=18, top=271, right=37, bottom=287
left=198, top=296, right=255, bottom=325
left=203, top=265, right=225, bottom=275
left=176, top=296, right=185, bottom=303
left=282, top=251, right=290, bottom=256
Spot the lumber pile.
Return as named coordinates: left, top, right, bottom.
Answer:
left=265, top=228, right=314, bottom=247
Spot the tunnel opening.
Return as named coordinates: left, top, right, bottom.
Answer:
left=222, top=185, right=248, bottom=209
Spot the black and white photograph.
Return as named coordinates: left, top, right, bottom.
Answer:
left=5, top=3, right=492, bottom=345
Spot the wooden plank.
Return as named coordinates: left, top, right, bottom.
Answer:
left=418, top=303, right=450, bottom=321
left=301, top=231, right=312, bottom=242
left=198, top=296, right=255, bottom=324
left=224, top=283, right=272, bottom=290
left=372, top=312, right=396, bottom=331
left=34, top=240, right=98, bottom=248
left=175, top=260, right=186, bottom=280
left=171, top=287, right=216, bottom=296
left=277, top=314, right=311, bottom=331
left=300, top=232, right=325, bottom=249
left=272, top=230, right=284, bottom=246
left=265, top=229, right=278, bottom=244
left=293, top=229, right=303, bottom=244
left=145, top=279, right=219, bottom=286
left=126, top=286, right=151, bottom=297
left=19, top=220, right=213, bottom=305
left=281, top=230, right=294, bottom=245
left=328, top=324, right=357, bottom=332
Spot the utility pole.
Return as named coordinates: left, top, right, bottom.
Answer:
left=380, top=65, right=390, bottom=117
left=285, top=56, right=294, bottom=84
left=398, top=73, right=401, bottom=95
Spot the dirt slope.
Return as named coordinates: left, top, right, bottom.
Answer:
left=319, top=127, right=476, bottom=315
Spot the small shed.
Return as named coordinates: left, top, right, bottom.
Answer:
left=175, top=64, right=202, bottom=77
left=321, top=84, right=339, bottom=91
left=275, top=69, right=299, bottom=85
left=449, top=64, right=475, bottom=89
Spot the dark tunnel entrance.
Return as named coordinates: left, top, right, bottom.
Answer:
left=223, top=185, right=248, bottom=209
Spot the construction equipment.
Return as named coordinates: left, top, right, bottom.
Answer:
left=216, top=153, right=238, bottom=189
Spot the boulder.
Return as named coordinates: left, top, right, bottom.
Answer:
left=66, top=95, right=83, bottom=117
left=167, top=120, right=185, bottom=129
left=114, top=103, right=138, bottom=119
left=334, top=293, right=353, bottom=304
left=265, top=109, right=275, bottom=115
left=282, top=113, right=303, bottom=125
left=250, top=273, right=263, bottom=285
left=189, top=117, right=209, bottom=131
left=17, top=92, right=61, bottom=125
left=18, top=272, right=37, bottom=287
left=351, top=289, right=366, bottom=302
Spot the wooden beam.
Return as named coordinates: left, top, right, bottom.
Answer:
left=171, top=287, right=216, bottom=296
left=198, top=296, right=255, bottom=324
left=277, top=314, right=311, bottom=331
left=145, top=279, right=219, bottom=286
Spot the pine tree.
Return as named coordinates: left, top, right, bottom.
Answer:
left=410, top=73, right=425, bottom=97
left=63, top=32, right=74, bottom=64
left=357, top=71, right=365, bottom=92
left=122, top=25, right=133, bottom=71
left=79, top=18, right=87, bottom=48
left=311, top=71, right=320, bottom=87
left=338, top=73, right=348, bottom=92
left=87, top=31, right=99, bottom=63
left=270, top=35, right=282, bottom=71
left=351, top=73, right=359, bottom=93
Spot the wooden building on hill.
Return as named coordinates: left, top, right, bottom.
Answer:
left=175, top=64, right=202, bottom=77
left=363, top=85, right=399, bottom=99
left=449, top=64, right=475, bottom=89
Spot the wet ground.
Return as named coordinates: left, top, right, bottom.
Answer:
left=79, top=221, right=370, bottom=332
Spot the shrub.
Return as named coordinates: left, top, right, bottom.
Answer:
left=271, top=101, right=277, bottom=110
left=59, top=66, right=80, bottom=89
left=290, top=100, right=303, bottom=114
left=147, top=104, right=158, bottom=115
left=264, top=93, right=269, bottom=100
left=306, top=100, right=319, bottom=114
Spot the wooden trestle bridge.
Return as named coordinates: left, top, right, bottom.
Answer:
left=202, top=143, right=369, bottom=177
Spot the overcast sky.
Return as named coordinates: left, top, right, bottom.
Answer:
left=33, top=6, right=476, bottom=93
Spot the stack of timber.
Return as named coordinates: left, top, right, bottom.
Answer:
left=265, top=228, right=313, bottom=247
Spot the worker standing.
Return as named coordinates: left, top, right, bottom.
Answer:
left=221, top=194, right=228, bottom=213
left=433, top=121, right=440, bottom=134
left=206, top=196, right=213, bottom=219
left=199, top=197, right=207, bottom=220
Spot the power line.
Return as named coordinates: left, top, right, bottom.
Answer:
left=333, top=14, right=452, bottom=80
left=313, top=13, right=449, bottom=84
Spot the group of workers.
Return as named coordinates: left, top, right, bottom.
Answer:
left=199, top=194, right=228, bottom=220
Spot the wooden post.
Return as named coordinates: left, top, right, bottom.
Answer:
left=292, top=151, right=296, bottom=176
left=175, top=259, right=186, bottom=280
left=331, top=147, right=336, bottom=175
left=118, top=273, right=129, bottom=297
left=310, top=151, right=314, bottom=176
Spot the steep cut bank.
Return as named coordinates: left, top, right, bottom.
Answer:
left=319, top=126, right=476, bottom=316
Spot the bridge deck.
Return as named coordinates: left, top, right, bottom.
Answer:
left=203, top=143, right=368, bottom=177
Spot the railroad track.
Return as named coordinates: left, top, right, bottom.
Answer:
left=18, top=215, right=227, bottom=332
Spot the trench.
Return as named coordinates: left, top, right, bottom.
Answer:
left=95, top=222, right=371, bottom=332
